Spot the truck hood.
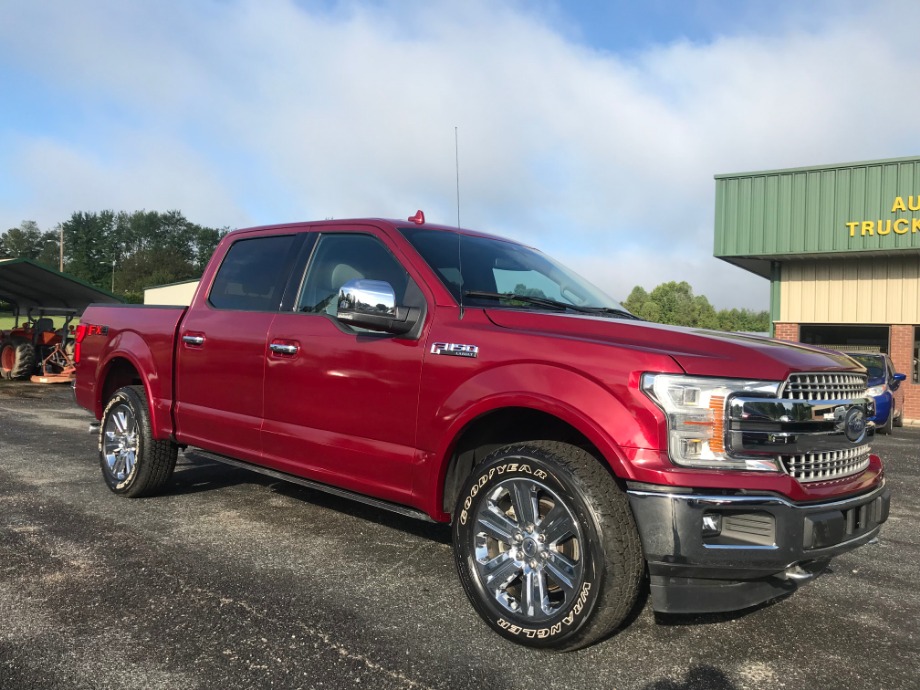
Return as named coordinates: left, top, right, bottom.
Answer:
left=484, top=310, right=862, bottom=381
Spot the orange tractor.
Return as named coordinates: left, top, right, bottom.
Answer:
left=0, top=311, right=77, bottom=383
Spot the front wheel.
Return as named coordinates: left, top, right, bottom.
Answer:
left=99, top=386, right=178, bottom=497
left=452, top=441, right=643, bottom=650
left=877, top=412, right=893, bottom=435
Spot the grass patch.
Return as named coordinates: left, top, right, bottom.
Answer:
left=0, top=313, right=79, bottom=332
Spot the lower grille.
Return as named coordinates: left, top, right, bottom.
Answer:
left=779, top=446, right=871, bottom=482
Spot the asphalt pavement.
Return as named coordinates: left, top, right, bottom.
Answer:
left=1, top=381, right=918, bottom=690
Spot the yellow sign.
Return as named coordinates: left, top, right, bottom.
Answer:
left=847, top=196, right=920, bottom=236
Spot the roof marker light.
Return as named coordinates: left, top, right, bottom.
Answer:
left=409, top=210, right=425, bottom=225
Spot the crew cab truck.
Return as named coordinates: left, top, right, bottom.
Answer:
left=73, top=213, right=890, bottom=650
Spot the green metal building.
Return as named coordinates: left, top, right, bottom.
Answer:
left=714, top=155, right=920, bottom=422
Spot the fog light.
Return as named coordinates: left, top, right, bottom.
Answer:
left=702, top=513, right=722, bottom=537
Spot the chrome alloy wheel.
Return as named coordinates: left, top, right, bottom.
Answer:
left=472, top=478, right=584, bottom=622
left=102, top=403, right=139, bottom=482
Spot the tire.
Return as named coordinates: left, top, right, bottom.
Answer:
left=452, top=441, right=643, bottom=650
left=0, top=339, right=11, bottom=379
left=877, top=413, right=893, bottom=435
left=1, top=337, right=36, bottom=380
left=99, top=386, right=178, bottom=497
left=894, top=410, right=903, bottom=428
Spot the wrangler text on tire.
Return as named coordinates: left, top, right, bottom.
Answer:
left=452, top=441, right=643, bottom=650
left=100, top=385, right=178, bottom=497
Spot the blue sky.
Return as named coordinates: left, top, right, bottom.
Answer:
left=2, top=0, right=918, bottom=309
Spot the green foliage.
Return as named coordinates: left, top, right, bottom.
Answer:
left=512, top=283, right=547, bottom=299
left=0, top=221, right=60, bottom=267
left=623, top=281, right=769, bottom=332
left=0, top=211, right=231, bottom=303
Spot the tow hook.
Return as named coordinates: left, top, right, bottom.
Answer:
left=781, top=559, right=831, bottom=582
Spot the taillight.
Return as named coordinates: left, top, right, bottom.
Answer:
left=74, top=324, right=88, bottom=364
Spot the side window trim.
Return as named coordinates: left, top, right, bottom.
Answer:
left=278, top=233, right=316, bottom=313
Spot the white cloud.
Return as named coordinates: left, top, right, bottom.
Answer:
left=2, top=0, right=920, bottom=308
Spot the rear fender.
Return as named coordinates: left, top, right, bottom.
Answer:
left=96, top=331, right=173, bottom=440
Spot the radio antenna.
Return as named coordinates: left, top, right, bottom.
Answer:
left=455, top=126, right=461, bottom=228
left=455, top=126, right=464, bottom=319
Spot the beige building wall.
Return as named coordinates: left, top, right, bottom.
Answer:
left=143, top=281, right=200, bottom=306
left=780, top=255, right=920, bottom=324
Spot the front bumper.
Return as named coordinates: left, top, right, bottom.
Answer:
left=627, top=480, right=890, bottom=614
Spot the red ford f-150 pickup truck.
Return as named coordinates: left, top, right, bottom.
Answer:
left=74, top=212, right=889, bottom=650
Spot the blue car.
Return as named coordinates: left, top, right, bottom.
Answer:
left=842, top=352, right=907, bottom=434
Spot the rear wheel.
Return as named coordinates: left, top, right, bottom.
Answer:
left=452, top=441, right=643, bottom=650
left=1, top=337, right=36, bottom=380
left=99, top=385, right=178, bottom=497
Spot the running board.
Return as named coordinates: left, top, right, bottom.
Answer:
left=184, top=448, right=435, bottom=523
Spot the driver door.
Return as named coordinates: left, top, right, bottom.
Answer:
left=261, top=230, right=428, bottom=505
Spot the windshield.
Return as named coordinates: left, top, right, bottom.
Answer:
left=846, top=353, right=885, bottom=380
left=400, top=228, right=630, bottom=314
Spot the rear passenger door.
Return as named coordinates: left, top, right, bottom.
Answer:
left=174, top=232, right=305, bottom=462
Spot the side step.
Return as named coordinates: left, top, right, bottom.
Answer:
left=184, top=447, right=436, bottom=523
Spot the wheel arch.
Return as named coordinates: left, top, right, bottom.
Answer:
left=424, top=363, right=659, bottom=520
left=95, top=330, right=173, bottom=439
left=439, top=405, right=620, bottom=516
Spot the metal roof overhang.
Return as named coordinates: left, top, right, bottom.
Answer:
left=0, top=258, right=123, bottom=315
left=717, top=247, right=920, bottom=279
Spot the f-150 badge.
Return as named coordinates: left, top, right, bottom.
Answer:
left=431, top=342, right=479, bottom=358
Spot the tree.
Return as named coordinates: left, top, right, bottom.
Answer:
left=623, top=281, right=769, bottom=332
left=0, top=221, right=62, bottom=268
left=59, top=210, right=229, bottom=301
left=1, top=221, right=42, bottom=259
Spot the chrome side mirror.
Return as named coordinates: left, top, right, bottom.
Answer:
left=336, top=279, right=420, bottom=335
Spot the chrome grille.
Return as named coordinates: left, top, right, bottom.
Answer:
left=780, top=373, right=867, bottom=401
left=779, top=446, right=871, bottom=482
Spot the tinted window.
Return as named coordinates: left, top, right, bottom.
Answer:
left=209, top=235, right=296, bottom=311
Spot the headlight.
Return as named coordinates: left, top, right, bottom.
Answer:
left=865, top=384, right=887, bottom=397
left=641, top=374, right=781, bottom=472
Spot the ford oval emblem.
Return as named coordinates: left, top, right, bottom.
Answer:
left=844, top=407, right=867, bottom=443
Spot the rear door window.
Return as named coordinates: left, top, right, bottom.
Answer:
left=209, top=235, right=297, bottom=311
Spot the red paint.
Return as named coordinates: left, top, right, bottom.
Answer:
left=74, top=217, right=886, bottom=522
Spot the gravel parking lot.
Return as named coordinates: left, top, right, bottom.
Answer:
left=1, top=381, right=918, bottom=690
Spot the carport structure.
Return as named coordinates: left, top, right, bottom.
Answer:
left=0, top=258, right=122, bottom=380
left=0, top=258, right=122, bottom=313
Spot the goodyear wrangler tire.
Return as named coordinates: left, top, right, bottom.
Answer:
left=452, top=441, right=643, bottom=650
left=100, top=386, right=178, bottom=497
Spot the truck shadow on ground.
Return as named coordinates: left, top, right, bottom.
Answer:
left=169, top=451, right=453, bottom=545
left=168, top=454, right=800, bottom=624
left=167, top=455, right=257, bottom=496
left=641, top=665, right=738, bottom=689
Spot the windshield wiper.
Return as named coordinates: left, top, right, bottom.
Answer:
left=463, top=291, right=641, bottom=319
left=572, top=306, right=642, bottom=320
left=463, top=290, right=569, bottom=311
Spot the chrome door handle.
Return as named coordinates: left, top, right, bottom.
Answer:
left=269, top=343, right=298, bottom=355
left=182, top=335, right=204, bottom=345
